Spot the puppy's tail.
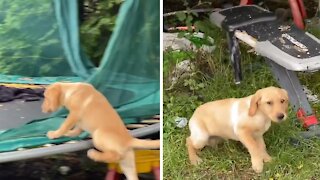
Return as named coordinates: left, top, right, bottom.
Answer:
left=130, top=138, right=160, bottom=149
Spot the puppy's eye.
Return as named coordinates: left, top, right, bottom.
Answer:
left=267, top=101, right=273, bottom=105
left=280, top=99, right=285, bottom=103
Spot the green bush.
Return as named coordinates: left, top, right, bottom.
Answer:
left=80, top=0, right=122, bottom=66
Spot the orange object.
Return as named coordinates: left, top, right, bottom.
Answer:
left=106, top=150, right=160, bottom=180
left=0, top=83, right=45, bottom=89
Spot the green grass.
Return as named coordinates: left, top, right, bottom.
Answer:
left=163, top=28, right=320, bottom=179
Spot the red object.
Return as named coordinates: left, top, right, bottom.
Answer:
left=167, top=26, right=195, bottom=32
left=296, top=108, right=319, bottom=128
left=297, top=0, right=307, bottom=18
left=152, top=167, right=160, bottom=180
left=105, top=170, right=119, bottom=180
left=105, top=166, right=160, bottom=180
left=289, top=0, right=306, bottom=29
left=175, top=26, right=195, bottom=31
left=238, top=0, right=306, bottom=29
left=240, top=0, right=253, bottom=5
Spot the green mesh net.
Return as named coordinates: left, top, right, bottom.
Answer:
left=0, top=1, right=86, bottom=78
left=0, top=0, right=160, bottom=152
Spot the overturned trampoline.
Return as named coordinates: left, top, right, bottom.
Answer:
left=0, top=0, right=160, bottom=162
left=210, top=5, right=320, bottom=138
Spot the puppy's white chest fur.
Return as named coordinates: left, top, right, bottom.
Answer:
left=230, top=99, right=250, bottom=137
left=230, top=98, right=271, bottom=139
left=230, top=100, right=240, bottom=135
left=263, top=119, right=271, bottom=133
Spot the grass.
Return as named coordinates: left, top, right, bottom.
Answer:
left=163, top=27, right=320, bottom=179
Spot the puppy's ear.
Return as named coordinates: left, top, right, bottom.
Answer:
left=281, top=88, right=289, bottom=101
left=248, top=90, right=261, bottom=116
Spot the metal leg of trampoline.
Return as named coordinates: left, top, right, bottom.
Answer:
left=226, top=31, right=242, bottom=84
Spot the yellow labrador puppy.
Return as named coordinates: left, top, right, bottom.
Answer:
left=42, top=82, right=160, bottom=180
left=186, top=86, right=289, bottom=173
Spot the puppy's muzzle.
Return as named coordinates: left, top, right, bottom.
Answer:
left=277, top=113, right=285, bottom=121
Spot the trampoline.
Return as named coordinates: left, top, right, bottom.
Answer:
left=0, top=0, right=160, bottom=161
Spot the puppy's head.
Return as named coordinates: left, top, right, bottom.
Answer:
left=248, top=86, right=289, bottom=123
left=42, top=83, right=62, bottom=113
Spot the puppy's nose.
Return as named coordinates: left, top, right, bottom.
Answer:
left=277, top=113, right=285, bottom=120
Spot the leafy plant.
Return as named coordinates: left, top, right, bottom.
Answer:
left=0, top=0, right=74, bottom=76
left=183, top=74, right=205, bottom=91
left=80, top=0, right=122, bottom=66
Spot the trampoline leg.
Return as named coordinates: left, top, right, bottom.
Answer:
left=105, top=169, right=119, bottom=180
left=226, top=31, right=242, bottom=84
left=267, top=60, right=312, bottom=114
left=152, top=166, right=160, bottom=180
left=239, top=0, right=253, bottom=5
left=289, top=0, right=305, bottom=29
left=267, top=60, right=320, bottom=138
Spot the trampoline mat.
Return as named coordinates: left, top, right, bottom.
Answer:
left=0, top=99, right=49, bottom=131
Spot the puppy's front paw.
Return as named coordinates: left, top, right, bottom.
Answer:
left=263, top=154, right=272, bottom=163
left=252, top=159, right=263, bottom=173
left=190, top=156, right=203, bottom=165
left=64, top=131, right=80, bottom=137
left=47, top=131, right=59, bottom=139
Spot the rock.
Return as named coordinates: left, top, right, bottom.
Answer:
left=167, top=59, right=194, bottom=90
left=163, top=32, right=215, bottom=53
left=175, top=117, right=188, bottom=128
left=303, top=85, right=319, bottom=103
left=58, top=166, right=71, bottom=175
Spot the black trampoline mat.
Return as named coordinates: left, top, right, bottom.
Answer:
left=0, top=99, right=49, bottom=131
left=219, top=5, right=275, bottom=31
left=213, top=5, right=320, bottom=59
left=239, top=21, right=320, bottom=59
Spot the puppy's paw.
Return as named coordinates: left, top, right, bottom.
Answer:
left=252, top=160, right=263, bottom=173
left=47, top=131, right=59, bottom=139
left=263, top=154, right=272, bottom=163
left=64, top=131, right=79, bottom=137
left=190, top=156, right=203, bottom=165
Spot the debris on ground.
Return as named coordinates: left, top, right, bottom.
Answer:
left=59, top=166, right=71, bottom=175
left=166, top=59, right=194, bottom=90
left=163, top=32, right=215, bottom=53
left=303, top=85, right=320, bottom=103
left=175, top=117, right=188, bottom=128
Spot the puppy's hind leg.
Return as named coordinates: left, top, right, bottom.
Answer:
left=187, top=119, right=209, bottom=165
left=119, top=149, right=138, bottom=180
left=87, top=149, right=121, bottom=163
left=186, top=136, right=208, bottom=165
